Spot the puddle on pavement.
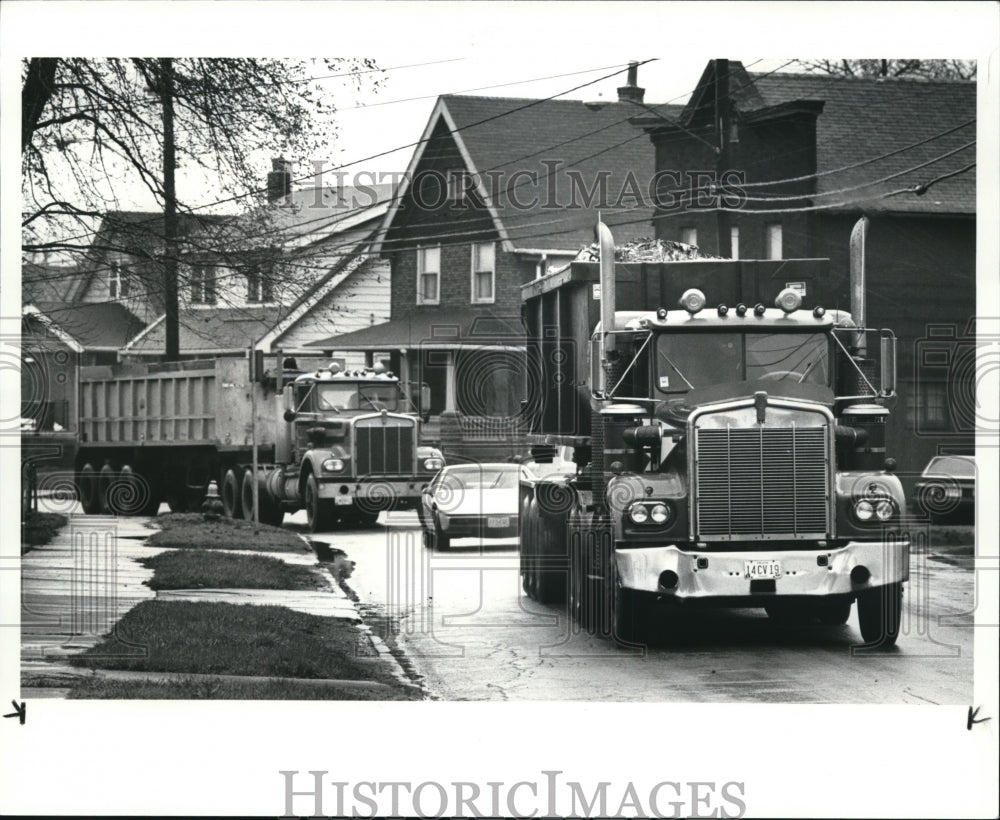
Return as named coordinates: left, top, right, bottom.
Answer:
left=308, top=539, right=355, bottom=583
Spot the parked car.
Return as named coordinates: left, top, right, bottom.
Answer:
left=420, top=463, right=523, bottom=550
left=913, top=454, right=976, bottom=522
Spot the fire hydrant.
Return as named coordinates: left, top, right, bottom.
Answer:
left=201, top=480, right=224, bottom=521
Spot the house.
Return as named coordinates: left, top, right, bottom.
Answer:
left=119, top=162, right=393, bottom=364
left=312, top=68, right=679, bottom=459
left=634, top=60, right=976, bottom=487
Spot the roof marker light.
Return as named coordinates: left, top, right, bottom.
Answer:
left=775, top=287, right=803, bottom=313
left=717, top=304, right=729, bottom=317
left=813, top=306, right=826, bottom=318
left=735, top=303, right=748, bottom=317
left=754, top=303, right=766, bottom=317
left=679, top=289, right=706, bottom=314
left=656, top=307, right=668, bottom=320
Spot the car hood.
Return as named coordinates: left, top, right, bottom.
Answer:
left=437, top=489, right=517, bottom=516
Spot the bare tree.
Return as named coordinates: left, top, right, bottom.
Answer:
left=21, top=57, right=384, bottom=355
left=793, top=59, right=976, bottom=81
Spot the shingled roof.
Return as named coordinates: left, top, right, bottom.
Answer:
left=752, top=73, right=975, bottom=214
left=27, top=301, right=146, bottom=350
left=381, top=94, right=684, bottom=253
left=123, top=306, right=284, bottom=356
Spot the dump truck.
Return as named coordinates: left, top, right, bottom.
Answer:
left=73, top=355, right=444, bottom=531
left=518, top=219, right=908, bottom=645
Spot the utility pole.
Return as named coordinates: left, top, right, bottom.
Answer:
left=160, top=58, right=180, bottom=362
left=715, top=58, right=733, bottom=259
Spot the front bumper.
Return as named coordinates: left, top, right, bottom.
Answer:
left=438, top=513, right=518, bottom=539
left=615, top=540, right=909, bottom=599
left=317, top=478, right=428, bottom=509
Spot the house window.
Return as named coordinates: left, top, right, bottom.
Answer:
left=471, top=241, right=495, bottom=304
left=417, top=246, right=440, bottom=305
left=246, top=262, right=275, bottom=304
left=730, top=226, right=740, bottom=260
left=190, top=264, right=217, bottom=305
left=765, top=223, right=783, bottom=260
left=109, top=261, right=130, bottom=299
left=681, top=227, right=698, bottom=247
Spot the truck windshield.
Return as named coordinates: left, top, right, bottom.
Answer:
left=656, top=332, right=829, bottom=393
left=315, top=383, right=400, bottom=412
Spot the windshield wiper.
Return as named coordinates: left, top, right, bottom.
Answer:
left=657, top=349, right=694, bottom=390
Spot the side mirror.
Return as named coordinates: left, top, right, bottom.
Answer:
left=283, top=409, right=297, bottom=422
left=880, top=333, right=896, bottom=398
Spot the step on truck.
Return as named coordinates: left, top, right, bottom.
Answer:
left=74, top=355, right=444, bottom=532
left=518, top=219, right=909, bottom=646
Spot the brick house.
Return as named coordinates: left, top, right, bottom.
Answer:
left=313, top=72, right=680, bottom=459
left=635, top=60, right=976, bottom=488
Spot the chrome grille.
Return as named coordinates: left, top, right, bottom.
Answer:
left=695, top=425, right=829, bottom=539
left=354, top=417, right=415, bottom=476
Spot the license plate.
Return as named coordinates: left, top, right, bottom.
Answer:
left=487, top=516, right=510, bottom=528
left=334, top=496, right=353, bottom=506
left=745, top=559, right=781, bottom=580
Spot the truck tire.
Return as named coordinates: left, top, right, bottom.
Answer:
left=114, top=464, right=160, bottom=516
left=221, top=468, right=243, bottom=519
left=77, top=463, right=100, bottom=514
left=533, top=499, right=566, bottom=605
left=98, top=463, right=116, bottom=515
left=241, top=468, right=284, bottom=528
left=305, top=473, right=335, bottom=533
left=857, top=583, right=903, bottom=646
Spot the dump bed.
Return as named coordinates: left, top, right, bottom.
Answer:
left=520, top=258, right=845, bottom=439
left=78, top=355, right=328, bottom=450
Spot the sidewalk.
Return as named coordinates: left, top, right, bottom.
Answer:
left=19, top=505, right=388, bottom=698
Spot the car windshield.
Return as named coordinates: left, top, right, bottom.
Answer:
left=315, top=383, right=399, bottom=412
left=925, top=456, right=976, bottom=478
left=656, top=331, right=829, bottom=393
left=437, top=467, right=519, bottom=493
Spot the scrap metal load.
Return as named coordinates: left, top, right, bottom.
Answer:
left=518, top=220, right=908, bottom=648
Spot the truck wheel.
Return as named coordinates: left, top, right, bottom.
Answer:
left=98, top=464, right=117, bottom=515
left=535, top=505, right=567, bottom=605
left=857, top=583, right=903, bottom=646
left=817, top=598, right=852, bottom=626
left=113, top=464, right=160, bottom=516
left=433, top=518, right=450, bottom=551
left=77, top=463, right=100, bottom=514
left=305, top=473, right=335, bottom=532
left=221, top=468, right=243, bottom=519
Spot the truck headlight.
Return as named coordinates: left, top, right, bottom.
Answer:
left=854, top=499, right=874, bottom=521
left=875, top=499, right=895, bottom=521
left=628, top=503, right=649, bottom=524
left=322, top=458, right=345, bottom=473
left=423, top=457, right=444, bottom=471
left=650, top=503, right=672, bottom=524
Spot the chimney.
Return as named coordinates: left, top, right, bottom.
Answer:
left=616, top=61, right=645, bottom=104
left=267, top=157, right=292, bottom=203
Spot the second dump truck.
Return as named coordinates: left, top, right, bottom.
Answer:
left=519, top=220, right=908, bottom=645
left=74, top=355, right=444, bottom=531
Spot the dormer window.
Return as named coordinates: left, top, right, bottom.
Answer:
left=246, top=262, right=275, bottom=304
left=191, top=264, right=217, bottom=305
left=109, top=261, right=130, bottom=299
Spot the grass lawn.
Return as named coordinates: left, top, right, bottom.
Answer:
left=21, top=511, right=67, bottom=552
left=69, top=600, right=413, bottom=693
left=140, top=550, right=330, bottom=591
left=67, top=676, right=410, bottom=700
left=148, top=513, right=309, bottom=553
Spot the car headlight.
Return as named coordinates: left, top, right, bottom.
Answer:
left=628, top=503, right=649, bottom=524
left=423, top=457, right=444, bottom=471
left=650, top=503, right=671, bottom=524
left=322, top=458, right=345, bottom=473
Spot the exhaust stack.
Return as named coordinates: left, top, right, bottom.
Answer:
left=850, top=216, right=869, bottom=353
left=597, top=220, right=616, bottom=368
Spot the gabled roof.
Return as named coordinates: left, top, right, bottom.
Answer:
left=122, top=306, right=285, bottom=357
left=378, top=94, right=683, bottom=254
left=308, top=307, right=525, bottom=352
left=25, top=301, right=146, bottom=351
left=752, top=73, right=975, bottom=214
